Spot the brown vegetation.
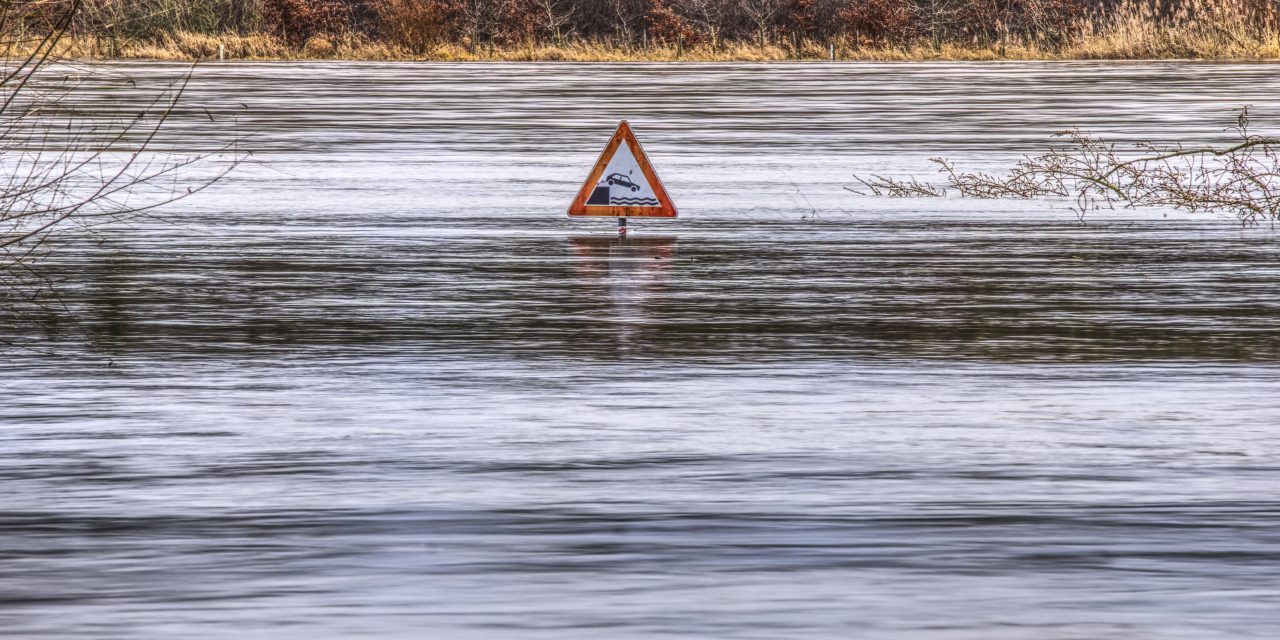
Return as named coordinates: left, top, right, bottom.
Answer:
left=5, top=0, right=1280, bottom=61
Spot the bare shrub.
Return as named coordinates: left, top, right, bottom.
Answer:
left=535, top=0, right=576, bottom=45
left=851, top=174, right=944, bottom=198
left=604, top=0, right=646, bottom=45
left=853, top=108, right=1280, bottom=224
left=670, top=0, right=736, bottom=49
left=2, top=0, right=242, bottom=333
left=741, top=0, right=786, bottom=45
left=373, top=0, right=453, bottom=53
left=647, top=0, right=703, bottom=46
left=454, top=0, right=506, bottom=49
left=837, top=0, right=921, bottom=45
left=260, top=0, right=353, bottom=45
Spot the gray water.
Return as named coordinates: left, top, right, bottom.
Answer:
left=3, top=62, right=1280, bottom=639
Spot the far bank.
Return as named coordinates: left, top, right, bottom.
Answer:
left=39, top=29, right=1280, bottom=63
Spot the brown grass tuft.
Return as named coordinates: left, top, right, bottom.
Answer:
left=302, top=36, right=336, bottom=58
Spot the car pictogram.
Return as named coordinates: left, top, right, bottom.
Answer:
left=606, top=173, right=641, bottom=192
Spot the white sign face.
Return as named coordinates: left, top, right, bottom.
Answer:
left=584, top=143, right=661, bottom=208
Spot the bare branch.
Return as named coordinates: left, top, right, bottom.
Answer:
left=2, top=0, right=245, bottom=337
left=851, top=108, right=1280, bottom=225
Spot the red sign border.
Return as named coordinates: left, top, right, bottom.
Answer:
left=567, top=121, right=677, bottom=218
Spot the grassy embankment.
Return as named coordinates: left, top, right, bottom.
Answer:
left=31, top=0, right=1280, bottom=61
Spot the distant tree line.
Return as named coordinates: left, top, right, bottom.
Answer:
left=14, top=0, right=1280, bottom=51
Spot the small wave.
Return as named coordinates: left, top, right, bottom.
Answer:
left=610, top=197, right=659, bottom=205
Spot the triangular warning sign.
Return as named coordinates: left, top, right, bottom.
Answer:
left=568, top=121, right=677, bottom=218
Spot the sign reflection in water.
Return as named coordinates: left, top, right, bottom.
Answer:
left=571, top=236, right=677, bottom=350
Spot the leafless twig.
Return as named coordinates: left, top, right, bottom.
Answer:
left=2, top=0, right=244, bottom=343
left=853, top=107, right=1280, bottom=225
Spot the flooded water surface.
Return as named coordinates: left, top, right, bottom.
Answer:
left=3, top=62, right=1280, bottom=639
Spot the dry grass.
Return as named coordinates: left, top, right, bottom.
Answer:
left=1065, top=0, right=1280, bottom=59
left=23, top=0, right=1280, bottom=62
left=46, top=33, right=1280, bottom=62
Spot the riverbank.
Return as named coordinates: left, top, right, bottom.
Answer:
left=41, top=30, right=1280, bottom=63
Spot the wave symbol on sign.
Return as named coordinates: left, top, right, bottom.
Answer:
left=610, top=197, right=659, bottom=205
